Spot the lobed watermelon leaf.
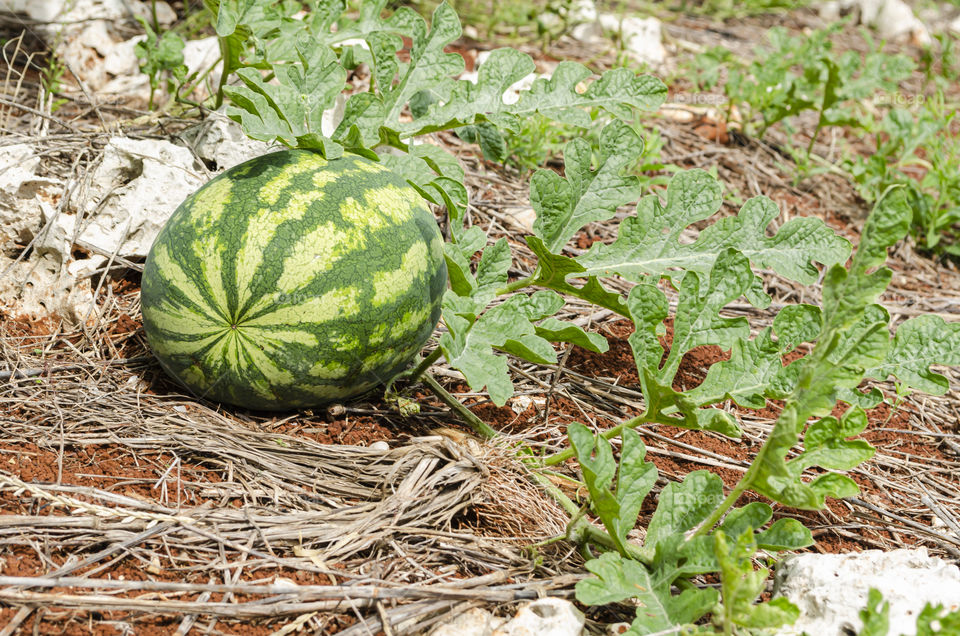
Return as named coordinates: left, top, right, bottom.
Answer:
left=744, top=187, right=912, bottom=509
left=682, top=327, right=796, bottom=410
left=530, top=120, right=644, bottom=254
left=659, top=248, right=753, bottom=384
left=224, top=40, right=346, bottom=155
left=403, top=56, right=667, bottom=139
left=574, top=170, right=851, bottom=306
left=526, top=236, right=630, bottom=317
left=866, top=314, right=960, bottom=395
left=576, top=551, right=716, bottom=634
left=572, top=428, right=812, bottom=635
left=439, top=293, right=557, bottom=406
left=440, top=288, right=608, bottom=406
left=569, top=425, right=657, bottom=556
left=714, top=529, right=800, bottom=632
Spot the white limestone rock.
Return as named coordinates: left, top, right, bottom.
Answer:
left=0, top=144, right=94, bottom=320
left=494, top=598, right=585, bottom=636
left=874, top=0, right=931, bottom=45
left=184, top=114, right=274, bottom=172
left=598, top=14, right=666, bottom=67
left=774, top=548, right=960, bottom=636
left=568, top=0, right=598, bottom=24
left=0, top=251, right=96, bottom=323
left=818, top=0, right=931, bottom=45
left=950, top=14, right=960, bottom=36
left=431, top=607, right=505, bottom=636
left=8, top=0, right=128, bottom=23
left=0, top=145, right=59, bottom=248
left=103, top=35, right=145, bottom=79
left=39, top=137, right=204, bottom=262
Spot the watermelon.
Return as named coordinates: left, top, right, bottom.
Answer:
left=141, top=149, right=447, bottom=410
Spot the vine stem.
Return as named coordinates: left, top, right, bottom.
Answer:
left=805, top=118, right=824, bottom=166
left=420, top=373, right=498, bottom=439
left=403, top=348, right=444, bottom=385
left=495, top=275, right=536, bottom=296
left=213, top=37, right=234, bottom=110
left=526, top=466, right=651, bottom=564
left=690, top=475, right=751, bottom=539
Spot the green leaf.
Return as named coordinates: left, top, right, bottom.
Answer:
left=534, top=318, right=608, bottom=354
left=442, top=243, right=477, bottom=297
left=516, top=65, right=667, bottom=126
left=576, top=176, right=850, bottom=294
left=457, top=122, right=508, bottom=162
left=642, top=489, right=806, bottom=594
left=526, top=236, right=630, bottom=317
left=224, top=41, right=346, bottom=151
left=379, top=146, right=467, bottom=224
left=382, top=3, right=464, bottom=130
left=754, top=518, right=814, bottom=551
left=475, top=238, right=512, bottom=298
left=569, top=424, right=658, bottom=555
left=134, top=18, right=186, bottom=82
left=626, top=283, right=668, bottom=375
left=439, top=293, right=563, bottom=405
left=858, top=589, right=890, bottom=636
left=214, top=0, right=257, bottom=37
left=773, top=304, right=822, bottom=353
left=403, top=56, right=666, bottom=139
left=441, top=289, right=483, bottom=322
left=530, top=120, right=644, bottom=253
left=499, top=334, right=556, bottom=365
left=646, top=471, right=724, bottom=549
left=798, top=406, right=874, bottom=470
left=511, top=290, right=566, bottom=320
left=745, top=188, right=911, bottom=510
left=577, top=169, right=722, bottom=277
left=399, top=47, right=535, bottom=135
left=575, top=552, right=716, bottom=633
left=569, top=422, right=620, bottom=540
left=616, top=429, right=659, bottom=548
left=575, top=551, right=651, bottom=606
left=331, top=2, right=463, bottom=146
left=714, top=529, right=800, bottom=632
left=718, top=502, right=772, bottom=539
left=336, top=93, right=386, bottom=148
left=659, top=248, right=753, bottom=384
left=642, top=369, right=742, bottom=437
left=438, top=312, right=511, bottom=404
left=683, top=328, right=794, bottom=409
left=868, top=314, right=960, bottom=395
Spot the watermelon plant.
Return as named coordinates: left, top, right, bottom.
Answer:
left=138, top=1, right=960, bottom=633
left=141, top=150, right=447, bottom=410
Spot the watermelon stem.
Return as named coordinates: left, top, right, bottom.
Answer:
left=401, top=347, right=444, bottom=385
left=496, top=275, right=536, bottom=296
left=421, top=373, right=499, bottom=439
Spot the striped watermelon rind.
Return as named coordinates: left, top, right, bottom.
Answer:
left=141, top=150, right=447, bottom=410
